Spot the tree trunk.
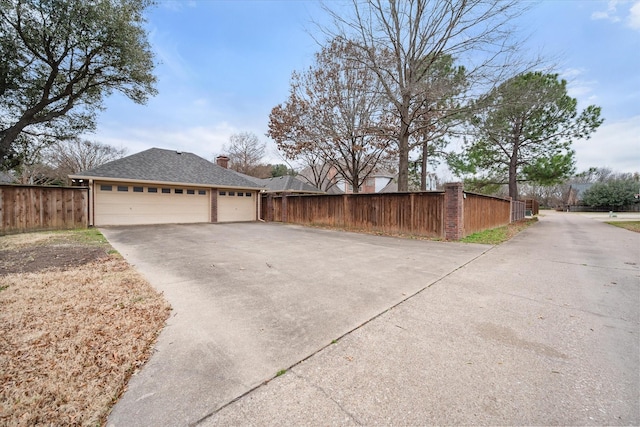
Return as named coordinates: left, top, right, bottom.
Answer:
left=421, top=140, right=428, bottom=191
left=397, top=97, right=411, bottom=192
left=508, top=145, right=519, bottom=200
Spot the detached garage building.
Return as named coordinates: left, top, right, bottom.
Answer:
left=70, top=148, right=263, bottom=226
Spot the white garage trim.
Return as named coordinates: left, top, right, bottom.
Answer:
left=217, top=189, right=256, bottom=222
left=94, top=181, right=210, bottom=226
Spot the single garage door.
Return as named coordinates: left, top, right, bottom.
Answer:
left=217, top=190, right=256, bottom=222
left=94, top=183, right=209, bottom=226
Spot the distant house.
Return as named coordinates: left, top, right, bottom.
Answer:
left=240, top=174, right=323, bottom=194
left=566, top=183, right=594, bottom=206
left=332, top=169, right=395, bottom=194
left=69, top=148, right=262, bottom=226
left=297, top=164, right=413, bottom=194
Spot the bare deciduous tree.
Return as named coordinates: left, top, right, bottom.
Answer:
left=46, top=139, right=127, bottom=182
left=321, top=0, right=528, bottom=191
left=224, top=132, right=266, bottom=176
left=268, top=39, right=392, bottom=193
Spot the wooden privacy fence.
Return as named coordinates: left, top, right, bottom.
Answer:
left=263, top=192, right=445, bottom=237
left=511, top=199, right=526, bottom=222
left=262, top=183, right=524, bottom=240
left=0, top=184, right=88, bottom=235
left=524, top=199, right=539, bottom=215
left=463, top=193, right=511, bottom=235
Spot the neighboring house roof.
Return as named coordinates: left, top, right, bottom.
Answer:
left=240, top=174, right=323, bottom=193
left=370, top=169, right=395, bottom=178
left=379, top=178, right=398, bottom=193
left=298, top=163, right=398, bottom=194
left=0, top=171, right=14, bottom=183
left=566, top=183, right=594, bottom=205
left=70, top=147, right=261, bottom=189
left=325, top=185, right=344, bottom=195
left=570, top=183, right=593, bottom=196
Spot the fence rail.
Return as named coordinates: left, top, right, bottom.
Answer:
left=0, top=185, right=88, bottom=235
left=262, top=185, right=522, bottom=239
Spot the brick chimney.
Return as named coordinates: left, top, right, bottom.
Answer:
left=216, top=155, right=229, bottom=169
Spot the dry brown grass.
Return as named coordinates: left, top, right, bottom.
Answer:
left=0, top=230, right=170, bottom=426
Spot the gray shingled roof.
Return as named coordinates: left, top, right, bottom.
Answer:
left=240, top=174, right=323, bottom=193
left=70, top=147, right=261, bottom=189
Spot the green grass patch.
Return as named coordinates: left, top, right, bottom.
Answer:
left=462, top=226, right=509, bottom=245
left=55, top=228, right=109, bottom=245
left=462, top=218, right=538, bottom=245
left=276, top=369, right=287, bottom=377
left=606, top=221, right=640, bottom=233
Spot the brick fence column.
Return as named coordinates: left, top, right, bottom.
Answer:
left=281, top=194, right=288, bottom=223
left=444, top=182, right=464, bottom=240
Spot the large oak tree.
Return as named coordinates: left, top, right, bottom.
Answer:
left=0, top=0, right=157, bottom=164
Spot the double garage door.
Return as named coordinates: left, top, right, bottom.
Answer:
left=94, top=183, right=255, bottom=226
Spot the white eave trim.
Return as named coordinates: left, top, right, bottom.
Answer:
left=68, top=175, right=263, bottom=191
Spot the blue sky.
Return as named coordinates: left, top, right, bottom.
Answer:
left=93, top=0, right=640, bottom=176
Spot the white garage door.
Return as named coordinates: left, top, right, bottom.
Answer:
left=217, top=190, right=256, bottom=222
left=94, top=183, right=209, bottom=226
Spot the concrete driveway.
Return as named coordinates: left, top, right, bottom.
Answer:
left=101, top=223, right=490, bottom=426
left=209, top=211, right=640, bottom=426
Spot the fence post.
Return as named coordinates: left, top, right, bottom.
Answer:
left=281, top=194, right=288, bottom=223
left=343, top=194, right=349, bottom=228
left=265, top=194, right=273, bottom=222
left=444, top=182, right=465, bottom=240
left=410, top=192, right=415, bottom=234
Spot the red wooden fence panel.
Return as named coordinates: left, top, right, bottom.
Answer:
left=263, top=190, right=515, bottom=239
left=463, top=193, right=511, bottom=235
left=0, top=185, right=88, bottom=235
left=264, top=192, right=444, bottom=238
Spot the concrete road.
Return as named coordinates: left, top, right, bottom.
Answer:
left=101, top=223, right=490, bottom=426
left=207, top=211, right=639, bottom=426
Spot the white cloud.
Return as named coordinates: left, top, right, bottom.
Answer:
left=91, top=123, right=239, bottom=161
left=561, top=68, right=586, bottom=79
left=591, top=0, right=622, bottom=22
left=161, top=1, right=197, bottom=12
left=628, top=1, right=640, bottom=29
left=573, top=115, right=640, bottom=173
left=561, top=68, right=598, bottom=103
left=591, top=0, right=640, bottom=30
left=149, top=31, right=194, bottom=82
